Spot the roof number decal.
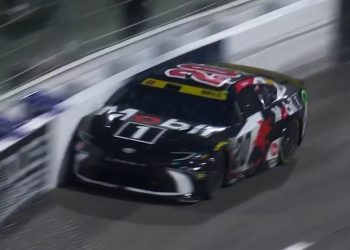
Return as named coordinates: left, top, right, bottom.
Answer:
left=165, top=64, right=242, bottom=87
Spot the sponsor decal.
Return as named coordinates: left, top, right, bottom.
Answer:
left=165, top=64, right=242, bottom=87
left=0, top=125, right=48, bottom=223
left=98, top=106, right=227, bottom=142
left=142, top=78, right=167, bottom=89
left=114, top=122, right=167, bottom=144
left=160, top=119, right=191, bottom=131
left=141, top=78, right=228, bottom=100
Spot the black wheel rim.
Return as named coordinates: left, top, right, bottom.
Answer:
left=206, top=154, right=224, bottom=198
left=209, top=170, right=222, bottom=195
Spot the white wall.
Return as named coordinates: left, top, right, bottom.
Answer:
left=224, top=0, right=340, bottom=75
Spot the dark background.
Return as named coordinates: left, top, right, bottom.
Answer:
left=340, top=0, right=350, bottom=61
left=0, top=0, right=233, bottom=92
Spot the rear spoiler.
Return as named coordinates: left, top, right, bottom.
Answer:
left=219, top=63, right=305, bottom=89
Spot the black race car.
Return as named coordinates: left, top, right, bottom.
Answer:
left=67, top=63, right=308, bottom=202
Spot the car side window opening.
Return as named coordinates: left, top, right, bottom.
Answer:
left=254, top=84, right=277, bottom=108
left=236, top=86, right=263, bottom=118
left=232, top=102, right=244, bottom=124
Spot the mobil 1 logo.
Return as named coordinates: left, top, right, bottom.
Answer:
left=114, top=122, right=166, bottom=144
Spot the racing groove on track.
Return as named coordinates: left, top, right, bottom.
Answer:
left=1, top=64, right=350, bottom=250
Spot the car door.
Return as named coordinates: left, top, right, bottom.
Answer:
left=230, top=85, right=267, bottom=173
left=253, top=83, right=283, bottom=168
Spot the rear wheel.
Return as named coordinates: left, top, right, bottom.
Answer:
left=201, top=152, right=225, bottom=200
left=279, top=119, right=299, bottom=164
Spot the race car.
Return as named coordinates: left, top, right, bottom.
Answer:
left=66, top=63, right=308, bottom=202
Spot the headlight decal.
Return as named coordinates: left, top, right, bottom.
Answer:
left=214, top=141, right=229, bottom=151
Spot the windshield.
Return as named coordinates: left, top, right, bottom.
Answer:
left=111, top=80, right=236, bottom=126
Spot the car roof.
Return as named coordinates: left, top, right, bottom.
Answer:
left=147, top=63, right=275, bottom=92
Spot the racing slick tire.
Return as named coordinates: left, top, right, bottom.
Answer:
left=279, top=118, right=299, bottom=164
left=201, top=151, right=225, bottom=200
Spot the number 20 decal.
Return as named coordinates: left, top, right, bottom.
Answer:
left=165, top=64, right=242, bottom=87
left=114, top=122, right=166, bottom=144
left=233, top=133, right=251, bottom=167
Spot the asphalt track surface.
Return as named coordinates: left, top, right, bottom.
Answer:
left=1, top=63, right=350, bottom=250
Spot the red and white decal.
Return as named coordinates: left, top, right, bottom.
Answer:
left=232, top=113, right=277, bottom=172
left=271, top=104, right=289, bottom=122
left=234, top=77, right=255, bottom=93
left=254, top=117, right=273, bottom=153
left=133, top=114, right=161, bottom=125
left=266, top=138, right=281, bottom=168
left=271, top=93, right=303, bottom=123
left=165, top=64, right=242, bottom=87
left=234, top=76, right=277, bottom=93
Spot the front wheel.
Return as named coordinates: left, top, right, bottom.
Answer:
left=201, top=152, right=225, bottom=200
left=279, top=118, right=299, bottom=164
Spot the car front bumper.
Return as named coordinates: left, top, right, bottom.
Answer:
left=73, top=152, right=198, bottom=198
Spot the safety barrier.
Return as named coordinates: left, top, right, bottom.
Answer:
left=0, top=0, right=340, bottom=226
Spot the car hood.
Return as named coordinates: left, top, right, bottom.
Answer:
left=81, top=105, right=229, bottom=159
